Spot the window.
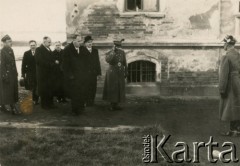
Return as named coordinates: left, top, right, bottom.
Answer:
left=128, top=61, right=156, bottom=83
left=125, top=0, right=159, bottom=12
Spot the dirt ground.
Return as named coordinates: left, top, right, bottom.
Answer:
left=0, top=90, right=239, bottom=165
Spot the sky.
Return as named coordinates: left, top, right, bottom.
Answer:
left=0, top=0, right=66, bottom=42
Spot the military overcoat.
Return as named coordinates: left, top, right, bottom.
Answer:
left=0, top=46, right=18, bottom=105
left=219, top=48, right=240, bottom=121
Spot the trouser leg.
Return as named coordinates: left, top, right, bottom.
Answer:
left=230, top=121, right=239, bottom=131
left=32, top=84, right=39, bottom=102
left=86, top=76, right=97, bottom=105
left=40, top=95, right=47, bottom=108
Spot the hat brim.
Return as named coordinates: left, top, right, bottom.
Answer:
left=84, top=39, right=93, bottom=43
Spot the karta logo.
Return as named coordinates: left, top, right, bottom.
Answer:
left=142, top=135, right=239, bottom=164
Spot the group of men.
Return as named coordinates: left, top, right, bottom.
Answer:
left=22, top=35, right=102, bottom=115
left=0, top=34, right=127, bottom=116
left=1, top=32, right=240, bottom=136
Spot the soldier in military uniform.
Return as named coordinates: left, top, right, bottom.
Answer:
left=219, top=35, right=240, bottom=136
left=103, top=39, right=128, bottom=110
left=0, top=35, right=20, bottom=114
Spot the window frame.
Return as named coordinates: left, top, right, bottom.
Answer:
left=120, top=0, right=165, bottom=18
left=125, top=0, right=159, bottom=12
left=127, top=60, right=157, bottom=83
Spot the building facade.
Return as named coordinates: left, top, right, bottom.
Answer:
left=66, top=0, right=240, bottom=96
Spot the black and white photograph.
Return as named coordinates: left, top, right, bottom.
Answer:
left=0, top=0, right=240, bottom=165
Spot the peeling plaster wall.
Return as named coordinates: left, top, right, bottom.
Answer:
left=66, top=0, right=221, bottom=42
left=220, top=0, right=236, bottom=38
left=65, top=0, right=237, bottom=96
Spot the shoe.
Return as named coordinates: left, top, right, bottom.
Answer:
left=33, top=101, right=39, bottom=105
left=113, top=105, right=122, bottom=110
left=86, top=102, right=94, bottom=107
left=0, top=105, right=8, bottom=112
left=108, top=107, right=113, bottom=111
left=61, top=98, right=68, bottom=103
left=11, top=107, right=21, bottom=115
left=48, top=105, right=57, bottom=109
left=72, top=109, right=80, bottom=116
left=220, top=131, right=235, bottom=137
left=41, top=106, right=51, bottom=110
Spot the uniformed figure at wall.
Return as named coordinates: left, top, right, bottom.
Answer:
left=219, top=35, right=240, bottom=136
left=63, top=35, right=87, bottom=115
left=21, top=40, right=39, bottom=105
left=0, top=35, right=21, bottom=115
left=52, top=41, right=67, bottom=103
left=82, top=36, right=101, bottom=107
left=35, top=36, right=55, bottom=110
left=103, top=38, right=128, bottom=110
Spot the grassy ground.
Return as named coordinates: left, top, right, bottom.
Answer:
left=0, top=127, right=168, bottom=166
left=0, top=91, right=240, bottom=165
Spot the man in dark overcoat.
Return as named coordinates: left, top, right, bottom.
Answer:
left=103, top=39, right=128, bottom=110
left=63, top=35, right=87, bottom=115
left=52, top=41, right=67, bottom=103
left=0, top=35, right=20, bottom=114
left=35, top=36, right=55, bottom=109
left=21, top=40, right=39, bottom=105
left=219, top=35, right=240, bottom=136
left=82, top=36, right=101, bottom=106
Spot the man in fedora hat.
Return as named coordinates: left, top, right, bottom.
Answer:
left=21, top=40, right=39, bottom=105
left=219, top=35, right=240, bottom=136
left=82, top=35, right=101, bottom=106
left=0, top=35, right=20, bottom=114
left=103, top=38, right=128, bottom=110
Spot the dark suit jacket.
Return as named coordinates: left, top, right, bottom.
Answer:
left=62, top=43, right=87, bottom=80
left=82, top=46, right=101, bottom=76
left=52, top=49, right=64, bottom=73
left=62, top=43, right=88, bottom=99
left=35, top=44, right=54, bottom=96
left=21, top=50, right=36, bottom=77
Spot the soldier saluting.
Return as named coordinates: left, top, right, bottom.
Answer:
left=219, top=35, right=240, bottom=136
left=103, top=38, right=128, bottom=110
left=0, top=35, right=20, bottom=114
